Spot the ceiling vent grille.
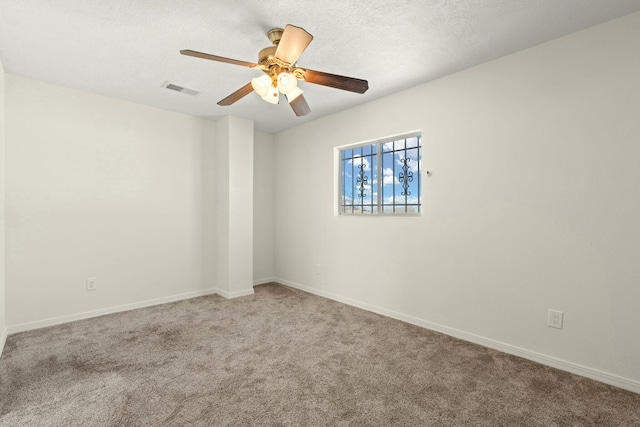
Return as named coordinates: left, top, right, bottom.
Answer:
left=162, top=81, right=199, bottom=96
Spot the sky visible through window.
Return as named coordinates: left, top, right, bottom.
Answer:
left=341, top=135, right=421, bottom=214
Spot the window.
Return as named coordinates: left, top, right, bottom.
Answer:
left=339, top=133, right=422, bottom=215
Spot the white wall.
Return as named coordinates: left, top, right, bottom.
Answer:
left=201, top=120, right=217, bottom=290
left=214, top=117, right=230, bottom=293
left=254, top=130, right=275, bottom=283
left=214, top=116, right=254, bottom=297
left=274, top=12, right=640, bottom=391
left=5, top=75, right=209, bottom=328
left=3, top=74, right=273, bottom=331
left=0, top=58, right=7, bottom=352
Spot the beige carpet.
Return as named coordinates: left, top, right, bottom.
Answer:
left=1, top=283, right=639, bottom=426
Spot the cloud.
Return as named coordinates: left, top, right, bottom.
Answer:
left=382, top=167, right=399, bottom=185
left=396, top=156, right=422, bottom=174
left=383, top=195, right=420, bottom=205
left=342, top=188, right=377, bottom=208
left=347, top=154, right=370, bottom=170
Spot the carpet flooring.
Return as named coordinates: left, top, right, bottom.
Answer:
left=1, top=283, right=639, bottom=426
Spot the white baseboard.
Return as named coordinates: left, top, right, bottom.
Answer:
left=7, top=287, right=220, bottom=335
left=275, top=277, right=640, bottom=395
left=0, top=326, right=7, bottom=359
left=253, top=277, right=276, bottom=286
left=213, top=287, right=255, bottom=300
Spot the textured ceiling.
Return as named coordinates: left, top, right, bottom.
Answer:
left=1, top=0, right=639, bottom=133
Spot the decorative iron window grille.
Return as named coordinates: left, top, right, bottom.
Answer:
left=340, top=133, right=422, bottom=215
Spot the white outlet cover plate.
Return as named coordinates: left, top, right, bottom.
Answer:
left=548, top=309, right=564, bottom=329
left=86, top=277, right=97, bottom=291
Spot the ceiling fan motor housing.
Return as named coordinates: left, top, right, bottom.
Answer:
left=267, top=28, right=284, bottom=45
left=258, top=27, right=285, bottom=65
left=258, top=46, right=278, bottom=65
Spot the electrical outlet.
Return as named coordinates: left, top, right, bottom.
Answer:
left=548, top=309, right=563, bottom=329
left=86, top=277, right=97, bottom=291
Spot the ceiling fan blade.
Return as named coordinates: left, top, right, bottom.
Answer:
left=180, top=50, right=258, bottom=68
left=302, top=69, right=369, bottom=94
left=217, top=82, right=254, bottom=106
left=287, top=94, right=311, bottom=117
left=275, top=24, right=313, bottom=65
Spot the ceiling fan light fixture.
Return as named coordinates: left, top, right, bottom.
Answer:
left=277, top=72, right=297, bottom=95
left=262, top=86, right=280, bottom=104
left=251, top=74, right=272, bottom=97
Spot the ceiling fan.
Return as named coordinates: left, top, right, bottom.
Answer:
left=180, top=24, right=369, bottom=117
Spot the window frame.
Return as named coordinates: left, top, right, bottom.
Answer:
left=336, top=131, right=423, bottom=217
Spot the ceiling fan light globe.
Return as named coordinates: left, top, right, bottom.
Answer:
left=262, top=86, right=280, bottom=104
left=277, top=72, right=298, bottom=95
left=251, top=75, right=271, bottom=97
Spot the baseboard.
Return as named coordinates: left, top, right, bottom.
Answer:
left=253, top=277, right=276, bottom=286
left=0, top=326, right=7, bottom=359
left=275, top=277, right=640, bottom=395
left=7, top=287, right=220, bottom=335
left=213, top=287, right=255, bottom=300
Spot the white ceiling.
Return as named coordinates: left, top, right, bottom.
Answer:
left=1, top=1, right=639, bottom=133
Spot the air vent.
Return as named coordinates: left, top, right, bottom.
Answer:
left=161, top=81, right=199, bottom=96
